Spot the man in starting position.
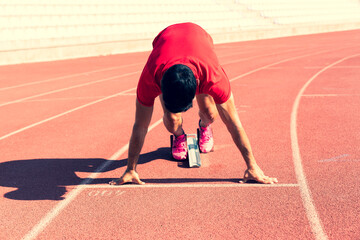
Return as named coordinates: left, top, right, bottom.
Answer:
left=110, top=22, right=278, bottom=185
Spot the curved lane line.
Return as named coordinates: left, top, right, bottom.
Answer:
left=290, top=53, right=360, bottom=240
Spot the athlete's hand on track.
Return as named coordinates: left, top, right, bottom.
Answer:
left=109, top=170, right=145, bottom=185
left=241, top=165, right=278, bottom=184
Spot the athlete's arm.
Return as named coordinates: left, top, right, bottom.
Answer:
left=110, top=99, right=153, bottom=185
left=216, top=93, right=278, bottom=184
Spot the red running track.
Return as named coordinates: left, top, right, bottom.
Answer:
left=0, top=29, right=360, bottom=240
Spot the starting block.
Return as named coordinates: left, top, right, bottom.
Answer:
left=186, top=134, right=201, bottom=168
left=170, top=133, right=201, bottom=168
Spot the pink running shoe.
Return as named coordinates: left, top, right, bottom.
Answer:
left=198, top=121, right=214, bottom=153
left=171, top=134, right=188, bottom=160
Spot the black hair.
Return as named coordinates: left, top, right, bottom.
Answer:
left=161, top=64, right=197, bottom=113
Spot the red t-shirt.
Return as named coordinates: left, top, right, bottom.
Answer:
left=137, top=22, right=231, bottom=107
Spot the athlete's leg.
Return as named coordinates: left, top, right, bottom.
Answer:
left=160, top=95, right=187, bottom=160
left=196, top=94, right=217, bottom=152
left=160, top=95, right=184, bottom=137
left=196, top=94, right=218, bottom=127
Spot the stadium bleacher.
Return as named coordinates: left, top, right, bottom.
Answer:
left=0, top=0, right=359, bottom=65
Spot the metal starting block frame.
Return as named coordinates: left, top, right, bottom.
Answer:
left=186, top=134, right=201, bottom=168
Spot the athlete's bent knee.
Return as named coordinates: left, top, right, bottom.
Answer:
left=163, top=112, right=183, bottom=134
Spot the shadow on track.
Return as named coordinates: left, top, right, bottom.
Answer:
left=0, top=147, right=240, bottom=201
left=0, top=158, right=115, bottom=201
left=132, top=178, right=241, bottom=184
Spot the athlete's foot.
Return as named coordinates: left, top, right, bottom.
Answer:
left=172, top=134, right=188, bottom=160
left=198, top=120, right=214, bottom=153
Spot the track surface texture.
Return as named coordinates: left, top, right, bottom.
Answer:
left=1, top=29, right=360, bottom=240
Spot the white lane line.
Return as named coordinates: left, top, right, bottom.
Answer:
left=21, top=118, right=163, bottom=240
left=302, top=94, right=341, bottom=97
left=22, top=94, right=137, bottom=103
left=318, top=154, right=360, bottom=163
left=269, top=65, right=360, bottom=70
left=229, top=48, right=347, bottom=83
left=0, top=88, right=136, bottom=141
left=225, top=47, right=309, bottom=65
left=0, top=63, right=142, bottom=92
left=81, top=183, right=299, bottom=188
left=304, top=66, right=360, bottom=69
left=22, top=96, right=109, bottom=102
left=222, top=48, right=300, bottom=65
left=319, top=159, right=360, bottom=163
left=290, top=53, right=360, bottom=240
left=318, top=154, right=349, bottom=162
left=0, top=71, right=140, bottom=107
left=302, top=94, right=360, bottom=97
